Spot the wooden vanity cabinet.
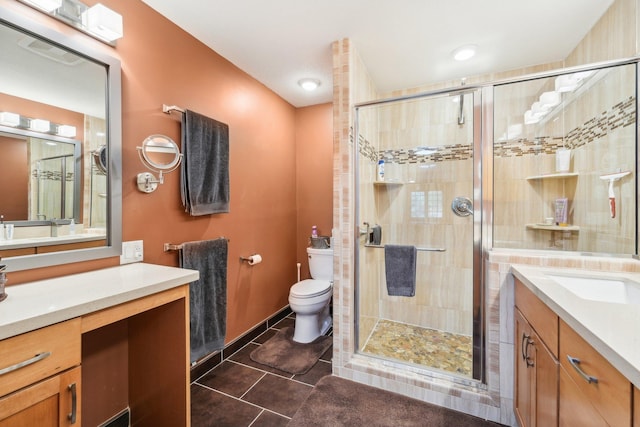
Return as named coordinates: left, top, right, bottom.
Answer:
left=0, top=319, right=81, bottom=426
left=515, top=277, right=634, bottom=427
left=514, top=280, right=559, bottom=427
left=559, top=319, right=631, bottom=427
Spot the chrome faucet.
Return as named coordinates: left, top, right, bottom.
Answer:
left=50, top=219, right=65, bottom=237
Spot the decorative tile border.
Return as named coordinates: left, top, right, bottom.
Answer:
left=359, top=95, right=636, bottom=162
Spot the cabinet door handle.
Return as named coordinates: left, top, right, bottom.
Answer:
left=567, top=355, right=598, bottom=384
left=68, top=383, right=77, bottom=424
left=0, top=351, right=51, bottom=375
left=521, top=333, right=529, bottom=360
left=524, top=339, right=534, bottom=367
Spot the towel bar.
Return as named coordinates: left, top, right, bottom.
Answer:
left=162, top=104, right=185, bottom=114
left=164, top=237, right=229, bottom=252
left=364, top=244, right=445, bottom=252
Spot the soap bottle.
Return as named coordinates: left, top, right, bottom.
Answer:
left=0, top=215, right=4, bottom=241
left=69, top=218, right=76, bottom=235
left=311, top=225, right=318, bottom=238
left=377, top=159, right=385, bottom=181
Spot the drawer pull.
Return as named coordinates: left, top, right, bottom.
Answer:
left=521, top=332, right=534, bottom=367
left=68, top=383, right=77, bottom=424
left=0, top=351, right=51, bottom=375
left=567, top=355, right=598, bottom=384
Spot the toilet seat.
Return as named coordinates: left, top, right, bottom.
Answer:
left=290, top=279, right=332, bottom=298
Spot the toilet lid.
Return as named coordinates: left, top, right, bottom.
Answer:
left=290, top=279, right=332, bottom=298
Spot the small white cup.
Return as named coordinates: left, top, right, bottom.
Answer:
left=544, top=217, right=554, bottom=225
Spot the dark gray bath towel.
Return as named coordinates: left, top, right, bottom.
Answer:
left=181, top=109, right=230, bottom=215
left=179, top=238, right=228, bottom=363
left=384, top=244, right=417, bottom=297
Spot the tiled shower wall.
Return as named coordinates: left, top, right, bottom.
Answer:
left=493, top=64, right=636, bottom=253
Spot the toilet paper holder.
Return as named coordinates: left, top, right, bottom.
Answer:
left=240, top=254, right=262, bottom=265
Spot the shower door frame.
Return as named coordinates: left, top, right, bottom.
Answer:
left=353, top=85, right=488, bottom=384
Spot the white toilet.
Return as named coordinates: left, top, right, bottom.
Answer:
left=288, top=247, right=333, bottom=343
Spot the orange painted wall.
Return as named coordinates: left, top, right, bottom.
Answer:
left=295, top=104, right=333, bottom=279
left=2, top=1, right=333, bottom=423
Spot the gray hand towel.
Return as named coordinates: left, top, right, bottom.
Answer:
left=181, top=109, right=230, bottom=215
left=384, top=244, right=417, bottom=297
left=179, top=238, right=228, bottom=363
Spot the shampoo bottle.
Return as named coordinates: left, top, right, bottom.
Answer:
left=377, top=159, right=385, bottom=181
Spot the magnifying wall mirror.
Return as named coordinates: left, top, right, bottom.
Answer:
left=136, top=134, right=182, bottom=193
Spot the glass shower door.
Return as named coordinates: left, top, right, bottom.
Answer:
left=355, top=89, right=482, bottom=380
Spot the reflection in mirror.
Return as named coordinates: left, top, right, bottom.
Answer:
left=0, top=129, right=80, bottom=222
left=0, top=6, right=121, bottom=271
left=493, top=61, right=636, bottom=255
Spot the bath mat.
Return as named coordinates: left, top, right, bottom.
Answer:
left=289, top=376, right=503, bottom=427
left=249, top=327, right=331, bottom=374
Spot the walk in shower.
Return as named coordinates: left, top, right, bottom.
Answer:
left=355, top=88, right=483, bottom=380
left=353, top=59, right=637, bottom=383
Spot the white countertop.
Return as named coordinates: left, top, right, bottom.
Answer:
left=0, top=263, right=198, bottom=340
left=511, top=264, right=640, bottom=388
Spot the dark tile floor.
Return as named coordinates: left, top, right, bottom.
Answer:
left=191, top=315, right=333, bottom=427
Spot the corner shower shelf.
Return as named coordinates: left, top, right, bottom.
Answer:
left=526, top=172, right=579, bottom=181
left=525, top=224, right=580, bottom=232
left=374, top=181, right=403, bottom=186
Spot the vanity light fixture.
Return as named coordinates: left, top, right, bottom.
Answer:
left=17, top=0, right=123, bottom=45
left=56, top=124, right=77, bottom=138
left=298, top=78, right=321, bottom=91
left=25, top=0, right=62, bottom=12
left=452, top=45, right=477, bottom=61
left=0, top=112, right=21, bottom=127
left=29, top=118, right=50, bottom=132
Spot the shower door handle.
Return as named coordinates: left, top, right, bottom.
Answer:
left=451, top=197, right=473, bottom=217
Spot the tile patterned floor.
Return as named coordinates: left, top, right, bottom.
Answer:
left=361, top=319, right=473, bottom=376
left=191, top=315, right=333, bottom=427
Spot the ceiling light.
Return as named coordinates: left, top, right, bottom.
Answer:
left=298, top=78, right=321, bottom=91
left=0, top=112, right=21, bottom=127
left=452, top=45, right=477, bottom=61
left=29, top=118, right=50, bottom=132
left=57, top=124, right=77, bottom=137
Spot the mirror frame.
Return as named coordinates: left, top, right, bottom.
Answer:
left=0, top=6, right=122, bottom=272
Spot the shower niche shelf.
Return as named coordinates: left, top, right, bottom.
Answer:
left=373, top=181, right=403, bottom=186
left=525, top=224, right=580, bottom=232
left=526, top=172, right=578, bottom=181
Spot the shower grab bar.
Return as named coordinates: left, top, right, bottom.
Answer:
left=364, top=244, right=445, bottom=252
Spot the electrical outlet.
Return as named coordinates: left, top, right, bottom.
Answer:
left=120, top=240, right=144, bottom=264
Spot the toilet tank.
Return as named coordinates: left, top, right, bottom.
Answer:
left=307, top=247, right=333, bottom=281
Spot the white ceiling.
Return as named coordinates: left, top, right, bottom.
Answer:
left=140, top=0, right=614, bottom=108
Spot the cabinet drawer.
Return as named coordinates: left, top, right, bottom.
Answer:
left=559, top=320, right=630, bottom=427
left=0, top=319, right=81, bottom=397
left=515, top=279, right=558, bottom=357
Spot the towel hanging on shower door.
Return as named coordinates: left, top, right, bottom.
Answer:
left=384, top=244, right=417, bottom=297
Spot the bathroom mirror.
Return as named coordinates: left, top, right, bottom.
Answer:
left=138, top=134, right=182, bottom=172
left=0, top=6, right=122, bottom=271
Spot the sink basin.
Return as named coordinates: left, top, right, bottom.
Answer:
left=547, top=274, right=640, bottom=305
